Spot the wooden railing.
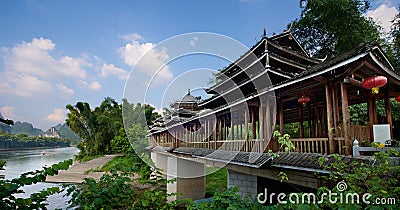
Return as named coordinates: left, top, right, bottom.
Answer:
left=291, top=138, right=329, bottom=154
left=350, top=125, right=370, bottom=142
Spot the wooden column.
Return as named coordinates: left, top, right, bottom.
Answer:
left=332, top=85, right=340, bottom=136
left=367, top=93, right=376, bottom=141
left=308, top=103, right=312, bottom=138
left=259, top=103, right=264, bottom=141
left=279, top=98, right=284, bottom=135
left=325, top=83, right=335, bottom=154
left=245, top=109, right=249, bottom=152
left=315, top=104, right=320, bottom=138
left=231, top=112, right=234, bottom=140
left=385, top=90, right=393, bottom=139
left=340, top=83, right=351, bottom=155
left=214, top=119, right=218, bottom=149
left=252, top=108, right=257, bottom=140
left=299, top=104, right=304, bottom=138
left=265, top=99, right=272, bottom=145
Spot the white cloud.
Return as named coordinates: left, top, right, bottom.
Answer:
left=0, top=71, right=52, bottom=97
left=121, top=33, right=143, bottom=42
left=4, top=37, right=88, bottom=79
left=119, top=35, right=173, bottom=85
left=46, top=108, right=66, bottom=123
left=0, top=106, right=16, bottom=120
left=366, top=4, right=399, bottom=36
left=79, top=80, right=102, bottom=91
left=56, top=83, right=74, bottom=97
left=100, top=63, right=129, bottom=80
left=190, top=37, right=199, bottom=47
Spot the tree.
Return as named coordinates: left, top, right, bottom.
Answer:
left=390, top=6, right=400, bottom=72
left=291, top=0, right=381, bottom=57
left=66, top=97, right=123, bottom=157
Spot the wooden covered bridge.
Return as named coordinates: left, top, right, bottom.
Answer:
left=148, top=30, right=400, bottom=200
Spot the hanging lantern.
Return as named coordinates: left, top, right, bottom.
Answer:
left=298, top=95, right=310, bottom=106
left=396, top=95, right=400, bottom=102
left=362, top=76, right=387, bottom=94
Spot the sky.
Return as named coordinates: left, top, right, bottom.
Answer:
left=0, top=0, right=398, bottom=130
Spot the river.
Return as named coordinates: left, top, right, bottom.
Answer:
left=0, top=147, right=79, bottom=209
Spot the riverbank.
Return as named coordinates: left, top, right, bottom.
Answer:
left=0, top=146, right=70, bottom=151
left=45, top=155, right=118, bottom=183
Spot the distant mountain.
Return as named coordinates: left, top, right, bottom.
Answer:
left=54, top=123, right=63, bottom=130
left=57, top=123, right=81, bottom=145
left=11, top=121, right=44, bottom=136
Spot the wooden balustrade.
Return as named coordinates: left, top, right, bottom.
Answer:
left=291, top=138, right=329, bottom=154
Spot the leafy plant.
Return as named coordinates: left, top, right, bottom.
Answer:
left=0, top=159, right=73, bottom=210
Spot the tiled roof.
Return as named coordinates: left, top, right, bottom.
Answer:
left=162, top=147, right=375, bottom=171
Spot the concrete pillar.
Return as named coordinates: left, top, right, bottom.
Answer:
left=150, top=152, right=168, bottom=177
left=167, top=156, right=206, bottom=201
left=227, top=169, right=257, bottom=198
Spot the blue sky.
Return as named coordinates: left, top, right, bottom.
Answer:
left=0, top=0, right=398, bottom=130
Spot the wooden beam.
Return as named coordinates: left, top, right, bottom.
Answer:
left=325, top=83, right=335, bottom=154
left=340, top=82, right=351, bottom=155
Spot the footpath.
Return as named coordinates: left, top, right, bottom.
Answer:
left=45, top=155, right=118, bottom=183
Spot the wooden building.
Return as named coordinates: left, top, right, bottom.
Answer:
left=149, top=30, right=400, bottom=156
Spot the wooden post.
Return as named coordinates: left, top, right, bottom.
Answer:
left=315, top=104, right=319, bottom=138
left=279, top=98, right=284, bottom=135
left=367, top=93, right=375, bottom=142
left=265, top=99, right=271, bottom=146
left=259, top=103, right=264, bottom=142
left=299, top=104, right=304, bottom=138
left=231, top=112, right=234, bottom=140
left=252, top=108, right=256, bottom=140
left=245, top=109, right=249, bottom=152
left=308, top=103, right=312, bottom=138
left=340, top=82, right=351, bottom=155
left=385, top=90, right=393, bottom=139
left=214, top=119, right=218, bottom=149
left=325, top=83, right=335, bottom=154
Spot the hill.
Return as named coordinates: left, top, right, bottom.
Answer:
left=58, top=123, right=81, bottom=145
left=10, top=121, right=44, bottom=136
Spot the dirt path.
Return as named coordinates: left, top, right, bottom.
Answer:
left=45, top=155, right=118, bottom=183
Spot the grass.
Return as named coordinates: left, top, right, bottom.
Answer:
left=205, top=167, right=227, bottom=197
left=76, top=154, right=103, bottom=163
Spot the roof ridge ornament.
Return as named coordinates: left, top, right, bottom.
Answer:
left=263, top=26, right=267, bottom=38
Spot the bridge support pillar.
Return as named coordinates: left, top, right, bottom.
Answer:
left=228, top=169, right=257, bottom=198
left=167, top=156, right=206, bottom=201
left=150, top=152, right=168, bottom=178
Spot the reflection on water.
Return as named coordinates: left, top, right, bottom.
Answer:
left=0, top=147, right=79, bottom=209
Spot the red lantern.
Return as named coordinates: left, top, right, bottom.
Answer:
left=298, top=95, right=310, bottom=105
left=396, top=95, right=400, bottom=102
left=362, top=76, right=387, bottom=94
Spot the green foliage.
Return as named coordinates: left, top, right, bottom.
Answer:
left=189, top=187, right=265, bottom=210
left=0, top=159, right=72, bottom=210
left=205, top=167, right=227, bottom=197
left=65, top=155, right=182, bottom=210
left=67, top=98, right=160, bottom=159
left=0, top=132, right=70, bottom=149
left=274, top=131, right=295, bottom=153
left=291, top=0, right=381, bottom=57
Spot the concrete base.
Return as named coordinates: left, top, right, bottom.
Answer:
left=167, top=156, right=206, bottom=201
left=228, top=169, right=257, bottom=198
left=150, top=152, right=168, bottom=177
